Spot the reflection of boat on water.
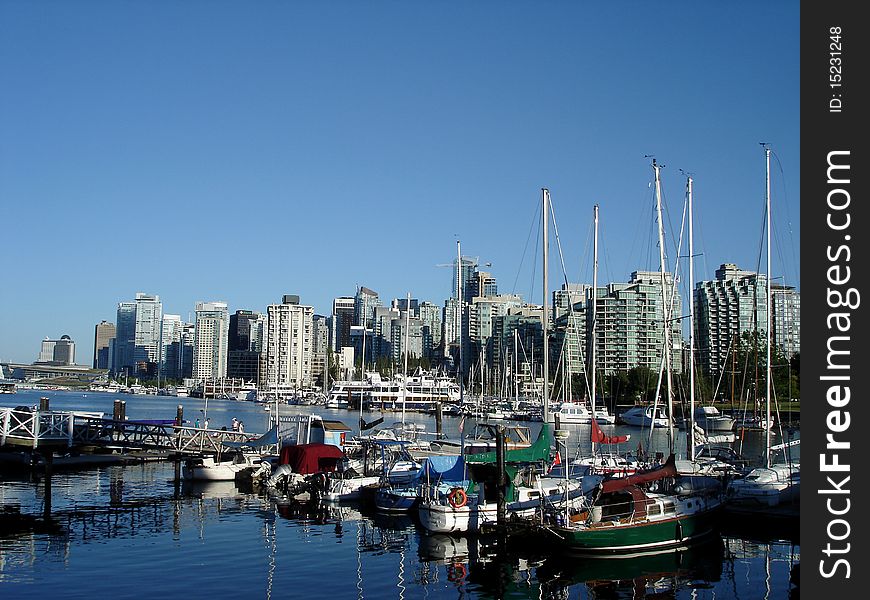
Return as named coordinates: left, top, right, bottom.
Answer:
left=536, top=535, right=724, bottom=589
left=181, top=479, right=246, bottom=500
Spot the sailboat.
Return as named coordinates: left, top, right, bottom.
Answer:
left=546, top=161, right=724, bottom=553
left=726, top=145, right=800, bottom=511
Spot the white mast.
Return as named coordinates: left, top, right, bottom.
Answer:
left=687, top=175, right=696, bottom=460
left=653, top=159, right=675, bottom=452
left=591, top=204, right=599, bottom=454
left=542, top=188, right=550, bottom=425
left=401, top=292, right=411, bottom=428
left=764, top=144, right=772, bottom=469
left=457, top=240, right=465, bottom=454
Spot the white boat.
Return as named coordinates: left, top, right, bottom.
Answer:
left=182, top=452, right=266, bottom=481
left=548, top=401, right=615, bottom=425
left=418, top=474, right=597, bottom=535
left=690, top=406, right=735, bottom=432
left=618, top=405, right=670, bottom=428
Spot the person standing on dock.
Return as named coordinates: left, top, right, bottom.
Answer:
left=195, top=417, right=200, bottom=428
left=204, top=418, right=209, bottom=430
left=238, top=421, right=244, bottom=433
left=232, top=417, right=239, bottom=432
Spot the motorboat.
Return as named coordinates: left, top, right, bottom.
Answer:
left=690, top=406, right=735, bottom=432
left=726, top=463, right=800, bottom=508
left=548, top=401, right=616, bottom=425
left=618, top=405, right=670, bottom=428
left=182, top=452, right=267, bottom=481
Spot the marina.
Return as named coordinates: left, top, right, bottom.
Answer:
left=1, top=389, right=799, bottom=598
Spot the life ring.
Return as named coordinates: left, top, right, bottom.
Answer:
left=447, top=487, right=468, bottom=509
left=447, top=562, right=467, bottom=582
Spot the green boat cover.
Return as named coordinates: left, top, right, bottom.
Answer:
left=465, top=422, right=552, bottom=465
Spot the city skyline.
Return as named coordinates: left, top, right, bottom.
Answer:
left=0, top=3, right=800, bottom=365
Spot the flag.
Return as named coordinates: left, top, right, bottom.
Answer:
left=458, top=415, right=466, bottom=433
left=549, top=450, right=562, bottom=473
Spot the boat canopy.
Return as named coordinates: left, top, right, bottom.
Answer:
left=223, top=426, right=279, bottom=449
left=279, top=442, right=345, bottom=475
left=465, top=423, right=551, bottom=465
left=421, top=454, right=466, bottom=484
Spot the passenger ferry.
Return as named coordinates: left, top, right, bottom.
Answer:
left=327, top=370, right=460, bottom=413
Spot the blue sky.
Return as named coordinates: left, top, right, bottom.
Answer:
left=0, top=1, right=799, bottom=365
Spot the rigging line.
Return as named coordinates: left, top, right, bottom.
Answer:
left=771, top=150, right=800, bottom=288
left=511, top=200, right=541, bottom=297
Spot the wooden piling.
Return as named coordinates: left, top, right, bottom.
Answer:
left=39, top=397, right=50, bottom=411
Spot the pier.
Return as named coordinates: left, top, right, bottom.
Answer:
left=1, top=405, right=257, bottom=457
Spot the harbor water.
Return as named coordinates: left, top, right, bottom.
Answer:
left=1, top=390, right=799, bottom=599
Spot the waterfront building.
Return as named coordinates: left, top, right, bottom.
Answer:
left=467, top=270, right=498, bottom=300
left=37, top=335, right=76, bottom=365
left=695, top=263, right=768, bottom=381
left=113, top=301, right=136, bottom=376
left=553, top=283, right=589, bottom=321
left=93, top=321, right=116, bottom=369
left=492, top=306, right=544, bottom=396
left=452, top=255, right=478, bottom=303
left=772, top=284, right=800, bottom=359
left=192, top=301, right=229, bottom=382
left=354, top=286, right=381, bottom=328
left=264, top=295, right=313, bottom=396
left=133, top=293, right=163, bottom=373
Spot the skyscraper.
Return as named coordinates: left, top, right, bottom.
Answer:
left=133, top=293, right=163, bottom=371
left=331, top=297, right=355, bottom=352
left=37, top=335, right=76, bottom=365
left=227, top=309, right=265, bottom=382
left=93, top=321, right=116, bottom=369
left=354, top=286, right=380, bottom=328
left=192, top=302, right=229, bottom=381
left=113, top=301, right=136, bottom=376
left=160, top=315, right=183, bottom=379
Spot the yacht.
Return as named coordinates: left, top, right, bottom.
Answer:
left=618, top=404, right=670, bottom=428
left=548, top=401, right=616, bottom=425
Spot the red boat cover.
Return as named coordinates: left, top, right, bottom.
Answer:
left=279, top=443, right=345, bottom=475
left=601, top=454, right=677, bottom=493
left=591, top=418, right=630, bottom=445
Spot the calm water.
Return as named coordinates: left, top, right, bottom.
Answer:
left=1, top=390, right=799, bottom=599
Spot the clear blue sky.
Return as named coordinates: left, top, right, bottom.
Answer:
left=0, top=1, right=799, bottom=365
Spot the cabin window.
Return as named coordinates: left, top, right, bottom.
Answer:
left=647, top=504, right=662, bottom=516
left=528, top=491, right=541, bottom=499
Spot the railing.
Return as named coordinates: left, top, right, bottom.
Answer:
left=1, top=408, right=258, bottom=455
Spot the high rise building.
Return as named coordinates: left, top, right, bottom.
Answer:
left=192, top=301, right=229, bottom=381
left=264, top=295, right=314, bottom=397
left=331, top=297, right=355, bottom=352
left=452, top=256, right=478, bottom=303
left=160, top=315, right=183, bottom=379
left=419, top=301, right=443, bottom=362
left=113, top=301, right=137, bottom=376
left=93, top=321, right=115, bottom=369
left=467, top=294, right=523, bottom=367
left=354, top=286, right=381, bottom=328
left=133, top=293, right=163, bottom=371
left=695, top=263, right=768, bottom=381
left=179, top=323, right=196, bottom=379
left=227, top=309, right=265, bottom=383
left=311, top=314, right=329, bottom=385
left=772, top=284, right=801, bottom=359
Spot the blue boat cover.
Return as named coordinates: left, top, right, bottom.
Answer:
left=421, top=454, right=466, bottom=484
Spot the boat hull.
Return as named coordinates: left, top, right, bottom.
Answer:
left=554, top=508, right=721, bottom=554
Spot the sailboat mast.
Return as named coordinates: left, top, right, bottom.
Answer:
left=764, top=144, right=772, bottom=469
left=457, top=239, right=465, bottom=454
left=401, top=292, right=411, bottom=427
left=542, top=188, right=550, bottom=425
left=591, top=204, right=599, bottom=454
left=687, top=176, right=696, bottom=460
left=653, top=159, right=675, bottom=451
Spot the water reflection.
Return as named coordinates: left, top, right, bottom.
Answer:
left=1, top=464, right=799, bottom=599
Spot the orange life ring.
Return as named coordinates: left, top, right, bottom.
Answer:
left=447, top=487, right=468, bottom=509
